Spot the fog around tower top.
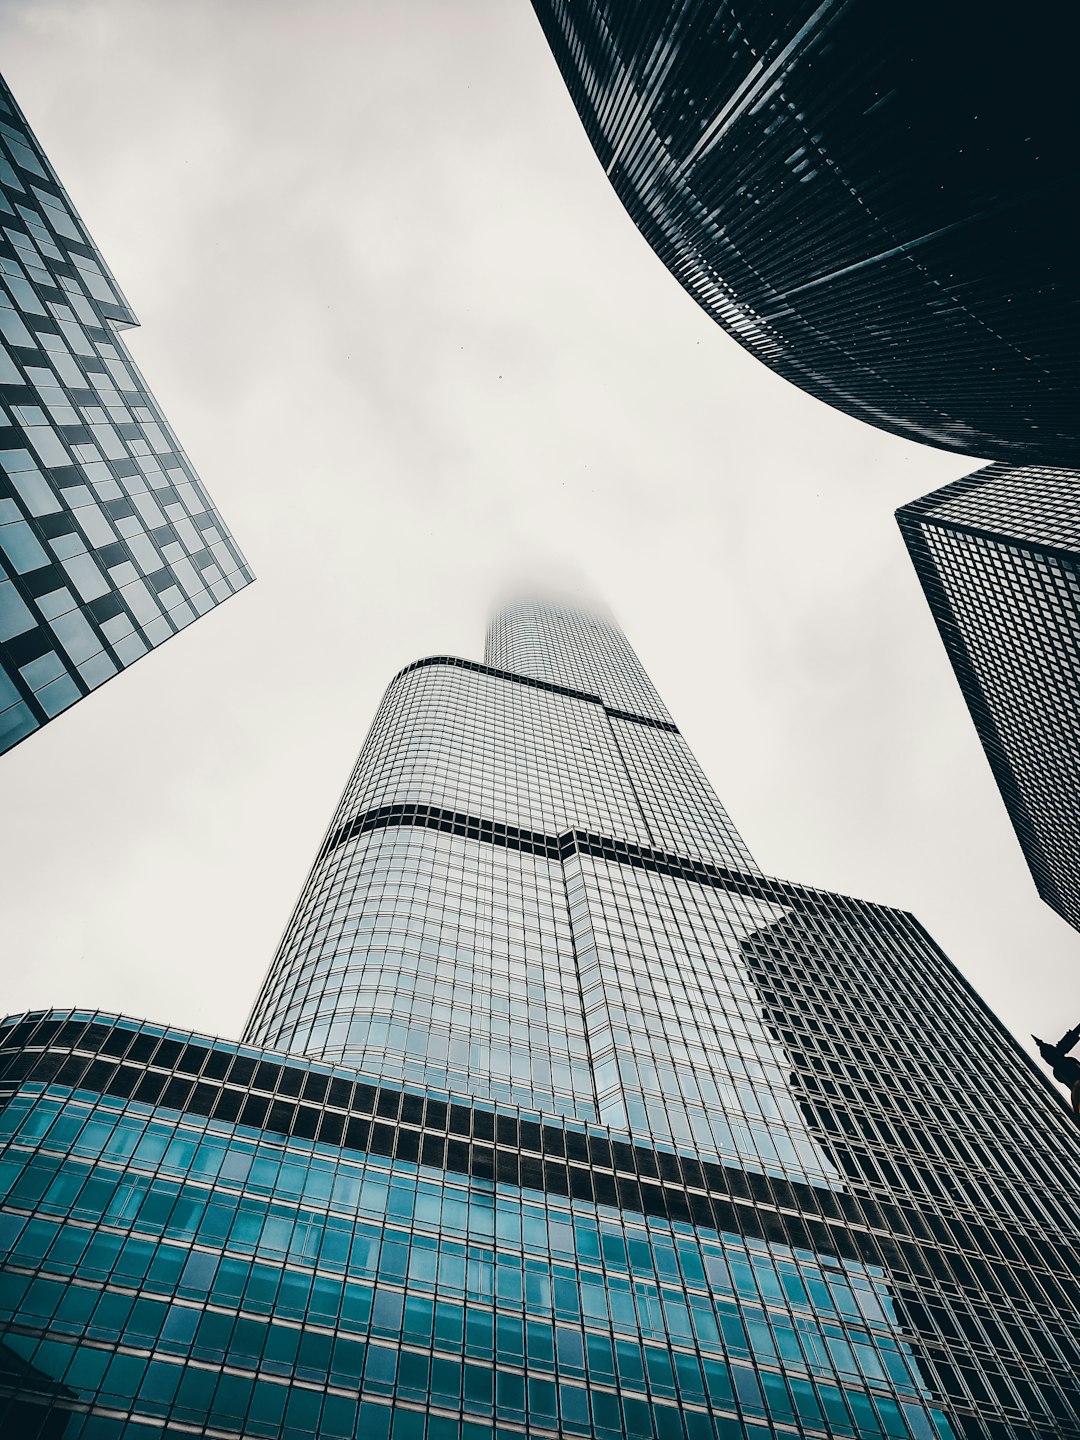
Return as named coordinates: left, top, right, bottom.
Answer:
left=0, top=0, right=1074, bottom=1060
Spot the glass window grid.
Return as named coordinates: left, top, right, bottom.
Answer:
left=484, top=603, right=675, bottom=727
left=246, top=649, right=761, bottom=1131
left=4, top=996, right=1080, bottom=1437
left=0, top=74, right=252, bottom=756
left=529, top=3, right=1080, bottom=464
left=1, top=1065, right=960, bottom=1440
left=898, top=463, right=1080, bottom=930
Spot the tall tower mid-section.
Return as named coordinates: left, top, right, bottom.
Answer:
left=244, top=601, right=772, bottom=1162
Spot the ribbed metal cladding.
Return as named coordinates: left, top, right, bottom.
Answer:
left=530, top=0, right=1080, bottom=464
left=898, top=464, right=1080, bottom=932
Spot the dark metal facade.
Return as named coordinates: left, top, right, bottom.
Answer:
left=898, top=465, right=1080, bottom=933
left=529, top=1, right=1080, bottom=465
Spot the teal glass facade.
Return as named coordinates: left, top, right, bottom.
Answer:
left=0, top=1015, right=956, bottom=1440
left=4, top=605, right=1080, bottom=1438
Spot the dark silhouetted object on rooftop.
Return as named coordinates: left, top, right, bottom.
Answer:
left=531, top=0, right=1080, bottom=464
left=1035, top=1023, right=1080, bottom=1123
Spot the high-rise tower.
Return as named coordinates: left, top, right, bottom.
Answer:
left=0, top=73, right=252, bottom=756
left=898, top=466, right=1080, bottom=933
left=3, top=603, right=1080, bottom=1439
left=529, top=2, right=1080, bottom=464
left=244, top=602, right=772, bottom=1157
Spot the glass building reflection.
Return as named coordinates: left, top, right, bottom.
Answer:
left=0, top=72, right=252, bottom=757
left=528, top=2, right=1080, bottom=465
left=3, top=602, right=1080, bottom=1438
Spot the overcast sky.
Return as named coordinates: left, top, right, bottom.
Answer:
left=0, top=0, right=1075, bottom=1076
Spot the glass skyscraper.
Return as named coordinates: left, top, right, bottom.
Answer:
left=0, top=72, right=252, bottom=757
left=897, top=466, right=1080, bottom=933
left=3, top=602, right=1080, bottom=1439
left=528, top=1, right=1079, bottom=465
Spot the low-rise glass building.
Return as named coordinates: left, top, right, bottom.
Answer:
left=3, top=605, right=1079, bottom=1438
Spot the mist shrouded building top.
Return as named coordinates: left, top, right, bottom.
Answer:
left=529, top=1, right=1080, bottom=465
left=484, top=601, right=674, bottom=723
left=4, top=602, right=1080, bottom=1437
